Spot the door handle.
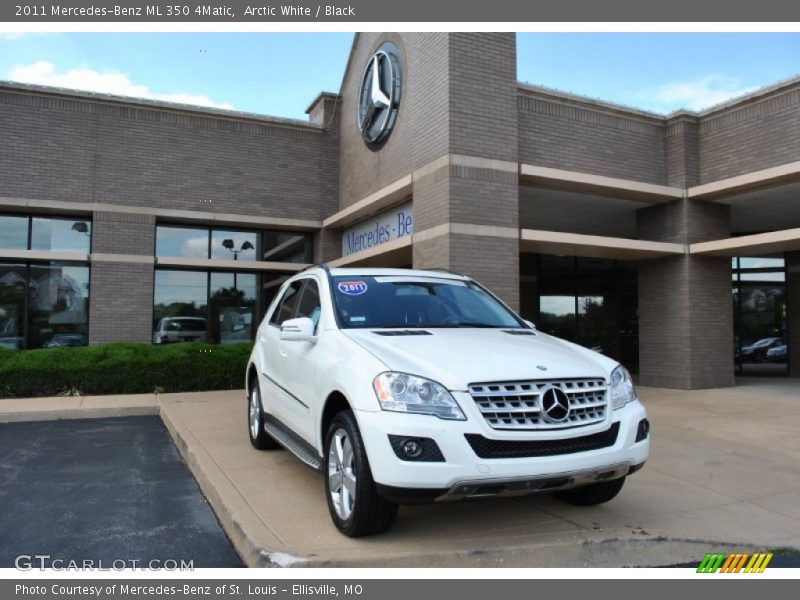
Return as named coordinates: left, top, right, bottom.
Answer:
left=279, top=349, right=288, bottom=359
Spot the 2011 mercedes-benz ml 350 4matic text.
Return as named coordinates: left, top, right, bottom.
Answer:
left=246, top=266, right=649, bottom=536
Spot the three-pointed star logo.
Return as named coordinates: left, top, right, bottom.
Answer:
left=358, top=47, right=400, bottom=147
left=361, top=53, right=390, bottom=132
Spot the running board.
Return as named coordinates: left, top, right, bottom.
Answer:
left=263, top=415, right=322, bottom=472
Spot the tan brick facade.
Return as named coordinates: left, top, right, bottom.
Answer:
left=2, top=33, right=800, bottom=388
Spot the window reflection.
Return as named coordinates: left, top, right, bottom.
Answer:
left=262, top=231, right=313, bottom=263
left=0, top=215, right=29, bottom=250
left=28, top=263, right=90, bottom=348
left=0, top=264, right=27, bottom=349
left=210, top=272, right=257, bottom=345
left=212, top=230, right=257, bottom=261
left=31, top=218, right=91, bottom=253
left=153, top=270, right=209, bottom=344
left=155, top=226, right=209, bottom=258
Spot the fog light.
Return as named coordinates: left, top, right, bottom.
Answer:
left=402, top=439, right=423, bottom=458
left=635, top=418, right=650, bottom=442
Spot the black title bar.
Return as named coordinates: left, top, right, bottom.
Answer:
left=3, top=0, right=800, bottom=22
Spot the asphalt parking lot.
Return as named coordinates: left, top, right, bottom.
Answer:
left=0, top=416, right=242, bottom=568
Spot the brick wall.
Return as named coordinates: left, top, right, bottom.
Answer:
left=637, top=199, right=734, bottom=389
left=88, top=261, right=154, bottom=344
left=518, top=89, right=667, bottom=185
left=338, top=32, right=450, bottom=209
left=91, top=211, right=156, bottom=255
left=0, top=88, right=338, bottom=222
left=698, top=83, right=800, bottom=183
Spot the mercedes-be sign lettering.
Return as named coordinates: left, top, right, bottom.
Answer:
left=358, top=42, right=402, bottom=149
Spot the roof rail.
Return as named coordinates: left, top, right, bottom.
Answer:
left=424, top=267, right=467, bottom=277
left=298, top=262, right=331, bottom=274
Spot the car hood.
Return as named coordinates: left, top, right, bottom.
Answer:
left=341, top=328, right=614, bottom=390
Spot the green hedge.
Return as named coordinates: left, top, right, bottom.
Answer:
left=0, top=342, right=253, bottom=399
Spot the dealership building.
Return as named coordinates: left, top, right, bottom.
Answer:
left=1, top=32, right=798, bottom=389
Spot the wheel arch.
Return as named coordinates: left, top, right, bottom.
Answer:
left=246, top=362, right=259, bottom=396
left=319, top=390, right=352, bottom=451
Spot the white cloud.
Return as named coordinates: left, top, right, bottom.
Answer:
left=7, top=61, right=234, bottom=110
left=0, top=32, right=29, bottom=40
left=637, top=74, right=757, bottom=112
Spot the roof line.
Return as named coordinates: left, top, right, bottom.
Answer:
left=518, top=73, right=800, bottom=120
left=0, top=80, right=323, bottom=130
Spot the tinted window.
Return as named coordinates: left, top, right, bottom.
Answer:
left=210, top=272, right=257, bottom=345
left=31, top=217, right=91, bottom=253
left=153, top=270, right=208, bottom=340
left=270, top=280, right=303, bottom=326
left=156, top=226, right=209, bottom=258
left=0, top=215, right=28, bottom=250
left=331, top=276, right=522, bottom=329
left=211, top=230, right=258, bottom=261
left=28, top=263, right=90, bottom=348
left=262, top=231, right=313, bottom=263
left=296, top=279, right=322, bottom=330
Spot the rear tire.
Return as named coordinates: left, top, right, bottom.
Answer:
left=324, top=410, right=398, bottom=537
left=248, top=378, right=280, bottom=450
left=555, top=477, right=625, bottom=506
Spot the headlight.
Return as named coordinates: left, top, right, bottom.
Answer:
left=610, top=365, right=637, bottom=410
left=372, top=372, right=466, bottom=420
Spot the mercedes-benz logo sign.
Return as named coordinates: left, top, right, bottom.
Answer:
left=357, top=42, right=402, bottom=149
left=540, top=386, right=571, bottom=423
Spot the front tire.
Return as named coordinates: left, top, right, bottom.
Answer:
left=324, top=410, right=398, bottom=537
left=248, top=378, right=280, bottom=450
left=555, top=477, right=625, bottom=506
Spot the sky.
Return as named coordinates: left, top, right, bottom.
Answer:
left=1, top=32, right=798, bottom=119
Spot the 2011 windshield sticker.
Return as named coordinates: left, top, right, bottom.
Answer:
left=337, top=281, right=368, bottom=295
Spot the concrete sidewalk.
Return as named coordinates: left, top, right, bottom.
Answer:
left=0, top=392, right=158, bottom=422
left=3, top=380, right=800, bottom=567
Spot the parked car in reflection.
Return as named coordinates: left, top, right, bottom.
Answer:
left=153, top=317, right=208, bottom=344
left=766, top=344, right=788, bottom=362
left=740, top=337, right=784, bottom=363
left=0, top=336, right=25, bottom=350
left=42, top=334, right=87, bottom=348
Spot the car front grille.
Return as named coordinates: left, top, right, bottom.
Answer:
left=465, top=422, right=620, bottom=459
left=468, top=378, right=608, bottom=430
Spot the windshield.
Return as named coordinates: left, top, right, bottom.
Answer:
left=331, top=275, right=524, bottom=329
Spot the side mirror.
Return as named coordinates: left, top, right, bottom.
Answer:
left=523, top=320, right=536, bottom=329
left=280, top=317, right=317, bottom=343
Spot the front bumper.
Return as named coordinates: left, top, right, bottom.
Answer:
left=356, top=396, right=649, bottom=502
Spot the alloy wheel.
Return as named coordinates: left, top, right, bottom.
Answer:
left=327, top=428, right=357, bottom=520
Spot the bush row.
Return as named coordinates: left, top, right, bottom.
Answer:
left=0, top=342, right=253, bottom=398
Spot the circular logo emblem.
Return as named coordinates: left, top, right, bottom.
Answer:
left=540, top=386, right=571, bottom=423
left=357, top=42, right=402, bottom=149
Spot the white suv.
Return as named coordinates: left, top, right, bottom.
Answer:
left=246, top=267, right=649, bottom=536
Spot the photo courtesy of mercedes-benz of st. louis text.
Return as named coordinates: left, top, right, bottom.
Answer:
left=246, top=266, right=649, bottom=536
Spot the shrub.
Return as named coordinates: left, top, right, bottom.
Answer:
left=0, top=342, right=253, bottom=399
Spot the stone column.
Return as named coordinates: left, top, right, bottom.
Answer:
left=88, top=211, right=156, bottom=344
left=637, top=199, right=735, bottom=389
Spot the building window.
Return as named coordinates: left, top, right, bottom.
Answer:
left=31, top=217, right=92, bottom=253
left=732, top=254, right=787, bottom=376
left=0, top=215, right=29, bottom=250
left=155, top=224, right=312, bottom=263
left=521, top=254, right=639, bottom=371
left=0, top=214, right=92, bottom=253
left=0, top=262, right=90, bottom=349
left=155, top=225, right=209, bottom=259
left=262, top=230, right=313, bottom=263
left=211, top=230, right=258, bottom=261
left=153, top=269, right=264, bottom=345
